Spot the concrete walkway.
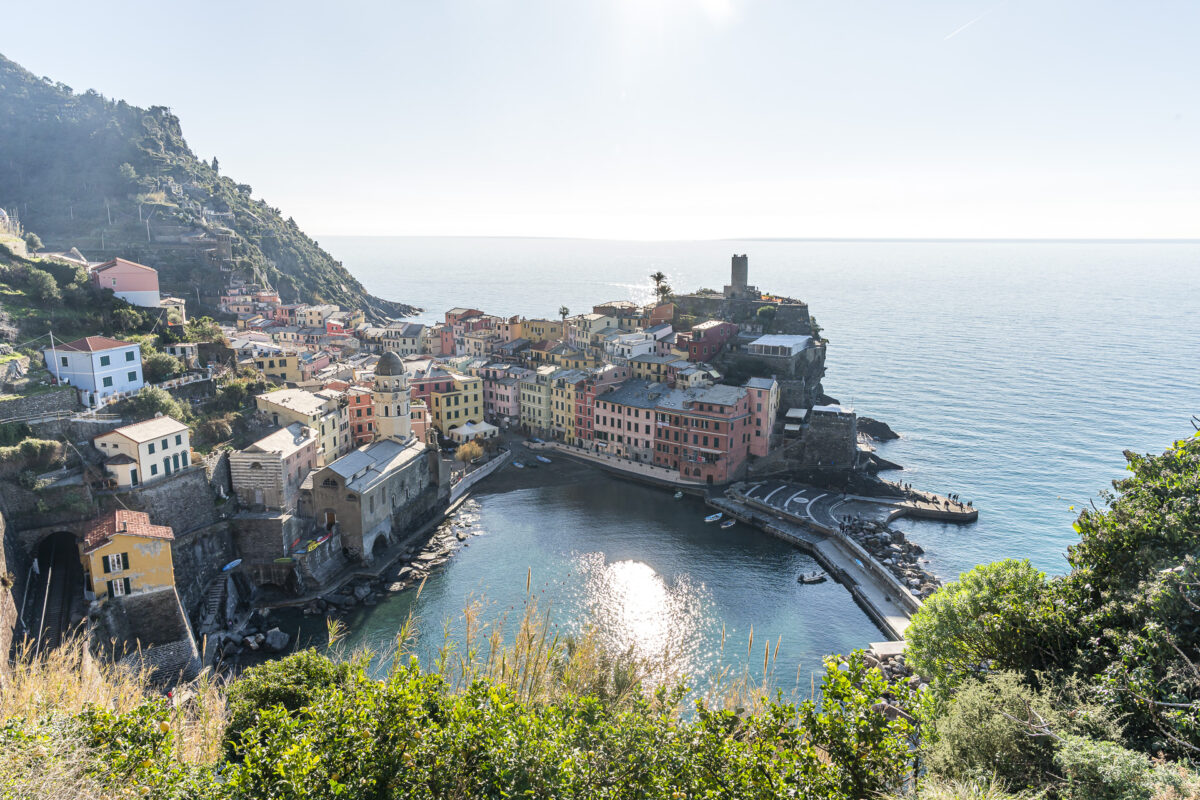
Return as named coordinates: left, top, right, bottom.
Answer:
left=525, top=441, right=701, bottom=489
left=708, top=495, right=915, bottom=640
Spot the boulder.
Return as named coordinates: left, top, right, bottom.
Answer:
left=264, top=628, right=290, bottom=652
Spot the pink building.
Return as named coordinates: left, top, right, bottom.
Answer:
left=653, top=383, right=752, bottom=484
left=593, top=380, right=665, bottom=463
left=91, top=258, right=160, bottom=308
left=478, top=364, right=526, bottom=424
left=744, top=377, right=779, bottom=458
left=684, top=320, right=738, bottom=362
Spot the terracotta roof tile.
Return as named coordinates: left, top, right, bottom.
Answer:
left=83, top=510, right=174, bottom=553
left=54, top=336, right=136, bottom=353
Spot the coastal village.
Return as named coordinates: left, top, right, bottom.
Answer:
left=0, top=241, right=975, bottom=681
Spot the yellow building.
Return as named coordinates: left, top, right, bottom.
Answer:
left=429, top=373, right=484, bottom=435
left=519, top=365, right=557, bottom=435
left=94, top=416, right=192, bottom=489
left=255, top=388, right=348, bottom=465
left=550, top=369, right=586, bottom=443
left=253, top=349, right=305, bottom=383
left=80, top=510, right=176, bottom=601
left=522, top=318, right=564, bottom=343
left=547, top=344, right=597, bottom=370
left=628, top=354, right=679, bottom=384
left=298, top=304, right=339, bottom=329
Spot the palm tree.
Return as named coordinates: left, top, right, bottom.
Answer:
left=559, top=305, right=570, bottom=323
left=650, top=271, right=666, bottom=298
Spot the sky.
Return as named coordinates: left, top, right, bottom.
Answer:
left=3, top=1, right=1199, bottom=240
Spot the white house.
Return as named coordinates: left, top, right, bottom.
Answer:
left=42, top=336, right=144, bottom=407
left=93, top=416, right=191, bottom=489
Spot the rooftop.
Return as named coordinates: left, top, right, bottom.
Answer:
left=243, top=423, right=316, bottom=458
left=257, top=388, right=333, bottom=417
left=83, top=509, right=173, bottom=553
left=745, top=377, right=778, bottom=390
left=598, top=379, right=669, bottom=409
left=324, top=437, right=427, bottom=494
left=49, top=336, right=136, bottom=353
left=101, top=416, right=189, bottom=444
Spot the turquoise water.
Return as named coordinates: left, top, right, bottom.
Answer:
left=304, top=236, right=1200, bottom=681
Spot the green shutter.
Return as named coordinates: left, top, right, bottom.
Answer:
left=101, top=555, right=110, bottom=574
left=123, top=578, right=131, bottom=595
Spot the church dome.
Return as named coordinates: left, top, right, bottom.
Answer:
left=376, top=351, right=405, bottom=377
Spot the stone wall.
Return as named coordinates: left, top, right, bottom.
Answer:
left=171, top=522, right=237, bottom=617
left=0, top=387, right=77, bottom=421
left=202, top=449, right=233, bottom=499
left=230, top=512, right=308, bottom=588
left=28, top=415, right=125, bottom=443
left=716, top=342, right=826, bottom=411
left=0, top=513, right=28, bottom=662
left=100, top=466, right=220, bottom=536
left=96, top=587, right=200, bottom=684
left=295, top=531, right=348, bottom=592
left=0, top=480, right=93, bottom=532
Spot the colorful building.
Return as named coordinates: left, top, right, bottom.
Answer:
left=593, top=380, right=665, bottom=463
left=80, top=510, right=175, bottom=601
left=683, top=320, right=738, bottom=362
left=229, top=423, right=318, bottom=511
left=652, top=384, right=752, bottom=484
left=256, top=388, right=347, bottom=466
left=429, top=372, right=483, bottom=436
left=42, top=336, right=144, bottom=407
left=94, top=416, right=191, bottom=489
left=744, top=377, right=780, bottom=457
left=90, top=258, right=160, bottom=308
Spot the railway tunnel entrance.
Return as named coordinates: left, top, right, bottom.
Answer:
left=29, top=531, right=86, bottom=653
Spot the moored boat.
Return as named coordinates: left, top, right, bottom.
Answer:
left=673, top=491, right=684, bottom=499
left=512, top=461, right=525, bottom=469
left=798, top=571, right=828, bottom=584
left=536, top=455, right=552, bottom=464
left=720, top=519, right=736, bottom=529
left=704, top=513, right=723, bottom=523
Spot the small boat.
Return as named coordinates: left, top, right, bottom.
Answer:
left=720, top=519, right=736, bottom=529
left=798, top=571, right=828, bottom=584
left=528, top=437, right=544, bottom=444
left=704, top=513, right=723, bottom=523
left=221, top=558, right=243, bottom=572
left=512, top=461, right=525, bottom=469
left=673, top=491, right=684, bottom=499
left=536, top=455, right=552, bottom=464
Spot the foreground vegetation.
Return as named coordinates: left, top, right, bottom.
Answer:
left=2, top=430, right=1198, bottom=799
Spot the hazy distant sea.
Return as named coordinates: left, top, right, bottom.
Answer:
left=322, top=236, right=1199, bottom=577
left=291, top=236, right=1200, bottom=686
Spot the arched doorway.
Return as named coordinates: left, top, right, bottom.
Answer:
left=29, top=531, right=85, bottom=653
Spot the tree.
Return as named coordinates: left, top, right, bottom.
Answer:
left=906, top=559, right=1072, bottom=687
left=123, top=386, right=187, bottom=422
left=456, top=440, right=484, bottom=462
left=142, top=352, right=182, bottom=383
left=558, top=305, right=569, bottom=324
left=211, top=156, right=219, bottom=174
left=112, top=307, right=141, bottom=332
left=650, top=271, right=672, bottom=302
left=25, top=268, right=59, bottom=303
left=23, top=232, right=43, bottom=253
left=184, top=316, right=224, bottom=343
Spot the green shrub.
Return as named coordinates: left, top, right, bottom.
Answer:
left=122, top=386, right=188, bottom=423
left=143, top=351, right=182, bottom=383
left=25, top=268, right=59, bottom=303
left=925, top=672, right=1119, bottom=792
left=224, top=649, right=358, bottom=753
left=1054, top=734, right=1161, bottom=800
left=907, top=559, right=1072, bottom=687
left=0, top=438, right=63, bottom=476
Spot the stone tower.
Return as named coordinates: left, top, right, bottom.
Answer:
left=373, top=351, right=411, bottom=442
left=724, top=254, right=750, bottom=299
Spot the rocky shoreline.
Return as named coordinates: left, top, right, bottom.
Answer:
left=839, top=515, right=941, bottom=600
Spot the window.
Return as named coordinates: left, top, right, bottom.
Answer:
left=130, top=468, right=138, bottom=486
left=99, top=355, right=111, bottom=366
left=148, top=443, right=155, bottom=454
left=102, top=553, right=129, bottom=573
left=150, top=464, right=158, bottom=476
left=161, top=439, right=168, bottom=450
left=181, top=452, right=188, bottom=467
left=102, top=376, right=113, bottom=388
left=126, top=350, right=135, bottom=362
left=175, top=434, right=182, bottom=446
left=61, top=356, right=68, bottom=367
left=107, top=577, right=132, bottom=597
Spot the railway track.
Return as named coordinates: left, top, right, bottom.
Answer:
left=34, top=536, right=80, bottom=654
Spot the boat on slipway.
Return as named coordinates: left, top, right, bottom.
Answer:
left=536, top=455, right=552, bottom=464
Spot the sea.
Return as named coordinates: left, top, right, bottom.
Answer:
left=288, top=236, right=1199, bottom=689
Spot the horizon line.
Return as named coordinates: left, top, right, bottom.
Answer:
left=317, top=234, right=1200, bottom=244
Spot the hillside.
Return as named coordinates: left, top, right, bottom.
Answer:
left=0, top=53, right=414, bottom=322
